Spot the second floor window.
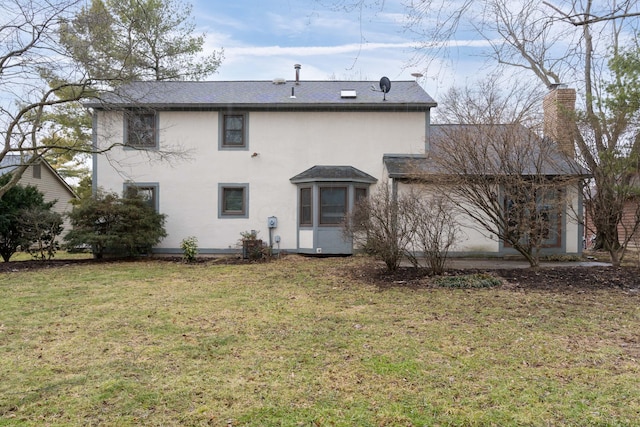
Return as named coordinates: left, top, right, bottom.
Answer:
left=126, top=112, right=157, bottom=148
left=221, top=113, right=248, bottom=149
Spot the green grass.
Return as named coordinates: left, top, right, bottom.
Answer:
left=1, top=256, right=639, bottom=426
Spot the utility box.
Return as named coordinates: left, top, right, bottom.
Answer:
left=267, top=216, right=277, bottom=228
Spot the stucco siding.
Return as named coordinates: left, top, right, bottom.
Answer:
left=395, top=181, right=501, bottom=255
left=564, top=185, right=582, bottom=254
left=395, top=180, right=583, bottom=257
left=95, top=110, right=426, bottom=252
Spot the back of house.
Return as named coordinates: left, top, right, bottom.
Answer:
left=88, top=71, right=585, bottom=258
left=88, top=74, right=435, bottom=255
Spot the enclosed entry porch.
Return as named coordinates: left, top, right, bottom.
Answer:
left=290, top=165, right=376, bottom=255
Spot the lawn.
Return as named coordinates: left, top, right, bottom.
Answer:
left=0, top=256, right=638, bottom=426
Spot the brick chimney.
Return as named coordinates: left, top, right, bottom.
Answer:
left=543, top=84, right=577, bottom=158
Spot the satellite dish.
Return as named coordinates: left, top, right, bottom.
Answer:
left=379, top=77, right=391, bottom=93
left=379, top=76, right=391, bottom=101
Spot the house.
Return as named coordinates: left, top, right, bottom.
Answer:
left=0, top=155, right=77, bottom=235
left=384, top=123, right=585, bottom=257
left=88, top=68, right=584, bottom=257
left=583, top=176, right=640, bottom=249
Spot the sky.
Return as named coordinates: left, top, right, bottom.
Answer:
left=191, top=0, right=497, bottom=99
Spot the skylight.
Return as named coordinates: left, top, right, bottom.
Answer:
left=340, top=90, right=357, bottom=98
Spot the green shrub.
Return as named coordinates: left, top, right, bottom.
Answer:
left=19, top=207, right=64, bottom=260
left=432, top=273, right=502, bottom=288
left=180, top=236, right=198, bottom=262
left=64, top=188, right=167, bottom=258
left=0, top=173, right=61, bottom=262
left=541, top=254, right=583, bottom=262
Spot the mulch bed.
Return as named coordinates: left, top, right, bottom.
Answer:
left=364, top=265, right=640, bottom=292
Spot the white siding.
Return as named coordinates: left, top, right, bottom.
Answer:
left=396, top=181, right=501, bottom=255
left=19, top=164, right=76, bottom=235
left=95, top=110, right=426, bottom=252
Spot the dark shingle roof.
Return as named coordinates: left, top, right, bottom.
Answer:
left=385, top=124, right=589, bottom=178
left=0, top=154, right=77, bottom=197
left=87, top=80, right=436, bottom=111
left=0, top=154, right=23, bottom=174
left=290, top=166, right=377, bottom=183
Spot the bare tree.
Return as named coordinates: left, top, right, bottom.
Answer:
left=479, top=1, right=640, bottom=266
left=424, top=80, right=581, bottom=267
left=409, top=192, right=460, bottom=275
left=0, top=0, right=97, bottom=197
left=344, top=184, right=416, bottom=271
left=325, top=0, right=640, bottom=266
left=344, top=184, right=461, bottom=272
left=543, top=0, right=640, bottom=26
left=1, top=0, right=218, bottom=198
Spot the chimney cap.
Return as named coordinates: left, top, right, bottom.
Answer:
left=548, top=83, right=568, bottom=90
left=294, top=64, right=301, bottom=69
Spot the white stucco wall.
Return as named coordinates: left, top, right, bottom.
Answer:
left=395, top=182, right=501, bottom=254
left=564, top=184, right=582, bottom=254
left=95, top=109, right=427, bottom=252
left=395, top=180, right=583, bottom=256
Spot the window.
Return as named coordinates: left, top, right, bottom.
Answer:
left=126, top=112, right=157, bottom=148
left=219, top=113, right=248, bottom=149
left=32, top=163, right=41, bottom=179
left=355, top=187, right=368, bottom=203
left=299, top=187, right=312, bottom=226
left=124, top=183, right=159, bottom=211
left=536, top=190, right=561, bottom=245
left=504, top=188, right=561, bottom=248
left=319, top=186, right=347, bottom=225
left=219, top=184, right=249, bottom=218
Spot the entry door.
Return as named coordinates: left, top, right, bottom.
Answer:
left=316, top=186, right=352, bottom=254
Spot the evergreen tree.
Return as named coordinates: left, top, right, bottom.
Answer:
left=59, top=0, right=223, bottom=82
left=0, top=174, right=57, bottom=262
left=65, top=189, right=167, bottom=258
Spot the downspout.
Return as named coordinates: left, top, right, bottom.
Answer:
left=425, top=108, right=431, bottom=152
left=391, top=178, right=399, bottom=253
left=91, top=109, right=98, bottom=196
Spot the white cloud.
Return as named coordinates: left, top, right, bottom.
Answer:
left=226, top=42, right=415, bottom=57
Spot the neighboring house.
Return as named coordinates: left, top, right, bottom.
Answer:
left=584, top=175, right=640, bottom=249
left=0, top=155, right=77, bottom=235
left=88, top=69, right=585, bottom=257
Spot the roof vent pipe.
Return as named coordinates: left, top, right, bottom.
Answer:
left=294, top=64, right=301, bottom=84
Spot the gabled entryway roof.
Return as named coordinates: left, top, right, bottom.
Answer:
left=290, top=165, right=377, bottom=184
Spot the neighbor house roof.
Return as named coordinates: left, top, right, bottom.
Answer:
left=85, top=80, right=437, bottom=112
left=0, top=154, right=77, bottom=197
